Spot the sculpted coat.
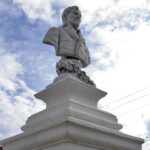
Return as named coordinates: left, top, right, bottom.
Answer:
left=43, top=24, right=91, bottom=68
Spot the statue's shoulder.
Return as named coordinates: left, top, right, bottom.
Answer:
left=48, top=27, right=60, bottom=33
left=43, top=27, right=60, bottom=45
left=44, top=27, right=60, bottom=37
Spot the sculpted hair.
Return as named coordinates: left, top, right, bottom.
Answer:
left=62, top=6, right=79, bottom=24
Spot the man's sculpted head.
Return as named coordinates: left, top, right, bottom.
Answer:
left=62, top=6, right=81, bottom=27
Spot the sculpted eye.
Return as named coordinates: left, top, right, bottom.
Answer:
left=74, top=12, right=78, bottom=15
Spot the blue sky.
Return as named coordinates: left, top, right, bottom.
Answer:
left=1, top=0, right=150, bottom=149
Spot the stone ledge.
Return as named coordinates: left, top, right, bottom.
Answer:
left=35, top=74, right=107, bottom=110
left=21, top=101, right=122, bottom=134
left=0, top=118, right=144, bottom=150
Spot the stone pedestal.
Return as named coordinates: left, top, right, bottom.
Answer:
left=0, top=75, right=144, bottom=150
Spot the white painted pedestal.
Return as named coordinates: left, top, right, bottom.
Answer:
left=0, top=75, right=144, bottom=150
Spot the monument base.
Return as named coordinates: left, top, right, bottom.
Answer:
left=0, top=75, right=144, bottom=150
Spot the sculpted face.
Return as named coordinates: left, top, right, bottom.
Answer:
left=66, top=9, right=81, bottom=27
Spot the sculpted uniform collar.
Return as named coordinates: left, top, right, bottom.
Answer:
left=62, top=23, right=84, bottom=42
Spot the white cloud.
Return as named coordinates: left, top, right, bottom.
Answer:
left=0, top=50, right=45, bottom=140
left=0, top=50, right=23, bottom=92
left=13, top=0, right=54, bottom=23
left=59, top=0, right=150, bottom=30
left=12, top=0, right=150, bottom=30
left=87, top=19, right=150, bottom=88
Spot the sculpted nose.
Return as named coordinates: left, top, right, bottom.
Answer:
left=77, top=14, right=81, bottom=19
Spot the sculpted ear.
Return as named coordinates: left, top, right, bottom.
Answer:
left=43, top=27, right=59, bottom=48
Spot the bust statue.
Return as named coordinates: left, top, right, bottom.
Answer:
left=43, top=6, right=95, bottom=87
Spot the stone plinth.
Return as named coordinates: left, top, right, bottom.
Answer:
left=0, top=75, right=144, bottom=150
